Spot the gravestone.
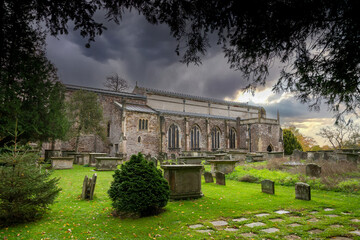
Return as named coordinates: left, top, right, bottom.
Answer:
left=216, top=172, right=226, bottom=185
left=306, top=164, right=321, bottom=177
left=162, top=164, right=203, bottom=200
left=204, top=172, right=214, bottom=183
left=81, top=173, right=97, bottom=200
left=295, top=182, right=311, bottom=201
left=261, top=179, right=275, bottom=194
left=292, top=149, right=302, bottom=161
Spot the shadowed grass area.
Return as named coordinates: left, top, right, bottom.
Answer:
left=1, top=165, right=359, bottom=239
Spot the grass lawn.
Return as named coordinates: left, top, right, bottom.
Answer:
left=1, top=165, right=360, bottom=239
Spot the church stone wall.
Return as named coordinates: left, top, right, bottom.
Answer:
left=250, top=123, right=282, bottom=152
left=125, top=111, right=159, bottom=158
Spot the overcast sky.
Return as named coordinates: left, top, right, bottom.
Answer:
left=46, top=11, right=337, bottom=146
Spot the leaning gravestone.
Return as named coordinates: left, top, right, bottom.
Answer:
left=306, top=163, right=321, bottom=177
left=204, top=172, right=214, bottom=183
left=216, top=172, right=226, bottom=185
left=295, top=182, right=311, bottom=201
left=261, top=179, right=275, bottom=194
left=81, top=173, right=97, bottom=200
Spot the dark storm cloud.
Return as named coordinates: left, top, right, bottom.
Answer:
left=261, top=97, right=334, bottom=120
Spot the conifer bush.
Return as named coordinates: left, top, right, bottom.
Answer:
left=108, top=153, right=170, bottom=217
left=0, top=149, right=61, bottom=226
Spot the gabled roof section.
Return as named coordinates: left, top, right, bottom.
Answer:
left=134, top=86, right=261, bottom=110
left=66, top=84, right=146, bottom=100
left=114, top=101, right=157, bottom=114
left=157, top=109, right=236, bottom=121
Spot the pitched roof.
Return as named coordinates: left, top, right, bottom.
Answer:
left=156, top=109, right=237, bottom=121
left=114, top=101, right=157, bottom=114
left=136, top=86, right=261, bottom=110
left=66, top=84, right=146, bottom=100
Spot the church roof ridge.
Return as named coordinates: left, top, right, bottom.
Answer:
left=66, top=84, right=146, bottom=99
left=137, top=86, right=261, bottom=109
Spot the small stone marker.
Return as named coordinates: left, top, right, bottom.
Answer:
left=306, top=163, right=321, bottom=177
left=308, top=229, right=323, bottom=234
left=215, top=172, right=225, bottom=185
left=81, top=173, right=97, bottom=200
left=261, top=179, right=275, bottom=194
left=196, top=230, right=214, bottom=233
left=204, top=172, right=214, bottom=183
left=295, top=182, right=311, bottom=201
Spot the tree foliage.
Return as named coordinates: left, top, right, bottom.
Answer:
left=2, top=1, right=360, bottom=117
left=285, top=125, right=317, bottom=151
left=104, top=73, right=129, bottom=92
left=0, top=149, right=61, bottom=226
left=67, top=90, right=106, bottom=152
left=283, top=129, right=303, bottom=155
left=108, top=153, right=169, bottom=217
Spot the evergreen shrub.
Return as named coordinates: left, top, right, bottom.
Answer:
left=0, top=149, right=61, bottom=226
left=108, top=153, right=170, bottom=217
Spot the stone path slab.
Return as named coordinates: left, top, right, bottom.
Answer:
left=224, top=228, right=238, bottom=232
left=351, top=219, right=360, bottom=222
left=245, top=222, right=266, bottom=228
left=288, top=223, right=302, bottom=227
left=350, top=230, right=360, bottom=236
left=255, top=213, right=270, bottom=217
left=310, top=211, right=318, bottom=214
left=196, top=229, right=214, bottom=233
left=324, top=208, right=334, bottom=211
left=308, top=229, right=323, bottom=234
left=330, top=224, right=343, bottom=228
left=342, top=212, right=351, bottom=215
left=269, top=218, right=283, bottom=222
left=275, top=210, right=290, bottom=214
left=210, top=220, right=228, bottom=226
left=308, top=218, right=319, bottom=222
left=261, top=228, right=279, bottom=233
left=233, top=217, right=248, bottom=222
left=189, top=224, right=204, bottom=229
left=241, top=232, right=257, bottom=238
left=326, top=214, right=339, bottom=217
left=284, top=234, right=301, bottom=239
left=331, top=237, right=353, bottom=240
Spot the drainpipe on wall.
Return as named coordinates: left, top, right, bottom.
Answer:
left=248, top=125, right=251, bottom=152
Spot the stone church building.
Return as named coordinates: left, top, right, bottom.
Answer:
left=54, top=84, right=283, bottom=158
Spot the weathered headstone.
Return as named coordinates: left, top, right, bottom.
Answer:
left=81, top=173, right=97, bottom=200
left=295, top=182, right=311, bottom=201
left=204, top=172, right=214, bottom=183
left=261, top=179, right=275, bottom=194
left=292, top=149, right=302, bottom=161
left=306, top=163, right=321, bottom=177
left=216, top=172, right=226, bottom=185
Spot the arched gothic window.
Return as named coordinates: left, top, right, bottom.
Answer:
left=211, top=127, right=221, bottom=150
left=168, top=124, right=180, bottom=149
left=190, top=125, right=200, bottom=150
left=229, top=128, right=236, bottom=149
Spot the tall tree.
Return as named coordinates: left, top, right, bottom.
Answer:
left=283, top=129, right=303, bottom=155
left=285, top=126, right=317, bottom=151
left=67, top=90, right=106, bottom=152
left=2, top=1, right=360, bottom=118
left=104, top=73, right=129, bottom=92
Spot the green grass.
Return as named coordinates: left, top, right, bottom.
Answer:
left=1, top=165, right=360, bottom=239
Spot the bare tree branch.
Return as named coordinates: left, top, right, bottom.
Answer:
left=104, top=73, right=129, bottom=92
